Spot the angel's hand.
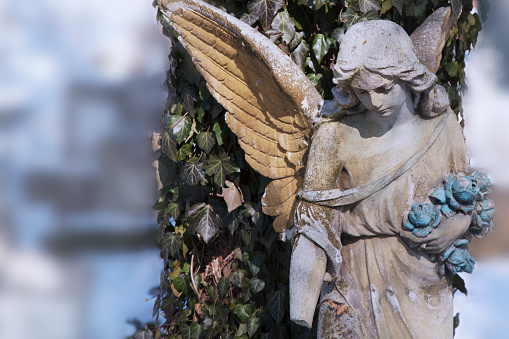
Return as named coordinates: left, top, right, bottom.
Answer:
left=402, top=213, right=471, bottom=254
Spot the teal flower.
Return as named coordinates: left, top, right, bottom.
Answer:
left=471, top=170, right=492, bottom=197
left=431, top=173, right=489, bottom=217
left=402, top=203, right=441, bottom=238
left=471, top=198, right=495, bottom=238
left=441, top=239, right=475, bottom=275
left=451, top=176, right=478, bottom=205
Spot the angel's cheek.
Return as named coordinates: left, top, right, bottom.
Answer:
left=354, top=92, right=378, bottom=112
left=376, top=84, right=407, bottom=115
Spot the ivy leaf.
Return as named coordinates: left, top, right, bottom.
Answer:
left=331, top=27, right=345, bottom=43
left=268, top=325, right=288, bottom=339
left=157, top=155, right=177, bottom=186
left=358, top=0, right=380, bottom=13
left=180, top=324, right=191, bottom=339
left=182, top=92, right=196, bottom=117
left=134, top=329, right=154, bottom=339
left=240, top=13, right=260, bottom=26
left=212, top=122, right=224, bottom=146
left=196, top=131, right=215, bottom=154
left=205, top=318, right=222, bottom=337
left=152, top=295, right=160, bottom=318
left=405, top=0, right=427, bottom=21
left=236, top=323, right=248, bottom=336
left=452, top=274, right=468, bottom=296
left=347, top=10, right=379, bottom=28
left=445, top=61, right=460, bottom=77
left=247, top=316, right=260, bottom=338
left=166, top=201, right=180, bottom=219
left=225, top=208, right=241, bottom=234
left=187, top=203, right=222, bottom=243
left=271, top=10, right=296, bottom=45
left=167, top=114, right=181, bottom=129
left=190, top=323, right=203, bottom=339
left=173, top=276, right=188, bottom=295
left=289, top=31, right=304, bottom=50
left=392, top=0, right=404, bottom=14
left=176, top=143, right=192, bottom=161
left=380, top=0, right=392, bottom=15
left=184, top=161, right=207, bottom=185
left=307, top=72, right=323, bottom=87
left=247, top=0, right=285, bottom=29
left=364, top=10, right=381, bottom=21
left=209, top=302, right=229, bottom=323
left=248, top=251, right=267, bottom=276
left=204, top=152, right=239, bottom=187
left=265, top=29, right=284, bottom=43
left=312, top=33, right=334, bottom=64
left=218, top=180, right=244, bottom=212
left=162, top=233, right=182, bottom=257
left=451, top=0, right=463, bottom=18
left=161, top=296, right=175, bottom=317
left=180, top=323, right=202, bottom=339
left=250, top=278, right=266, bottom=294
left=231, top=269, right=246, bottom=287
left=241, top=228, right=251, bottom=246
left=162, top=130, right=177, bottom=162
left=297, top=0, right=312, bottom=6
left=291, top=40, right=310, bottom=70
left=314, top=0, right=329, bottom=10
left=175, top=116, right=193, bottom=144
left=209, top=101, right=224, bottom=120
left=196, top=106, right=206, bottom=123
left=267, top=290, right=285, bottom=324
left=234, top=303, right=254, bottom=323
left=341, top=5, right=357, bottom=22
left=218, top=277, right=230, bottom=299
left=167, top=267, right=181, bottom=281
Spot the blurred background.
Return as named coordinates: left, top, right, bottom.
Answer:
left=0, top=0, right=508, bottom=338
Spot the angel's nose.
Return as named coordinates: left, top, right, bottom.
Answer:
left=369, top=92, right=383, bottom=108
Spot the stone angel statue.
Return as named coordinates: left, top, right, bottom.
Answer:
left=157, top=1, right=494, bottom=337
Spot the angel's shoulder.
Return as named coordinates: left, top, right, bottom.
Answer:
left=314, top=119, right=356, bottom=140
left=310, top=121, right=351, bottom=158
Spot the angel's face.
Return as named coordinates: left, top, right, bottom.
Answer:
left=349, top=72, right=408, bottom=117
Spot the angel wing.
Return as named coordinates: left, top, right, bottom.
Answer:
left=410, top=7, right=455, bottom=74
left=156, top=0, right=323, bottom=233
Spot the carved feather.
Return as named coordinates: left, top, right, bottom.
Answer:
left=411, top=7, right=455, bottom=74
left=158, top=0, right=322, bottom=232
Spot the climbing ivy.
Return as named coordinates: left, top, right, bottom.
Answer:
left=130, top=0, right=489, bottom=338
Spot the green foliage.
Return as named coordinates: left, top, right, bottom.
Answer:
left=247, top=0, right=285, bottom=29
left=187, top=203, right=222, bottom=243
left=142, top=0, right=489, bottom=337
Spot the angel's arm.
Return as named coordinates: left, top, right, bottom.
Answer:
left=293, top=121, right=345, bottom=271
left=302, top=122, right=345, bottom=192
left=289, top=121, right=345, bottom=327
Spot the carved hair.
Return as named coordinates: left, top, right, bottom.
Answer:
left=330, top=20, right=448, bottom=118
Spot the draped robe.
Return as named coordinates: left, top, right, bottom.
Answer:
left=297, top=111, right=469, bottom=338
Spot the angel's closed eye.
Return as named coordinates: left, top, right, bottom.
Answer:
left=373, top=84, right=394, bottom=94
